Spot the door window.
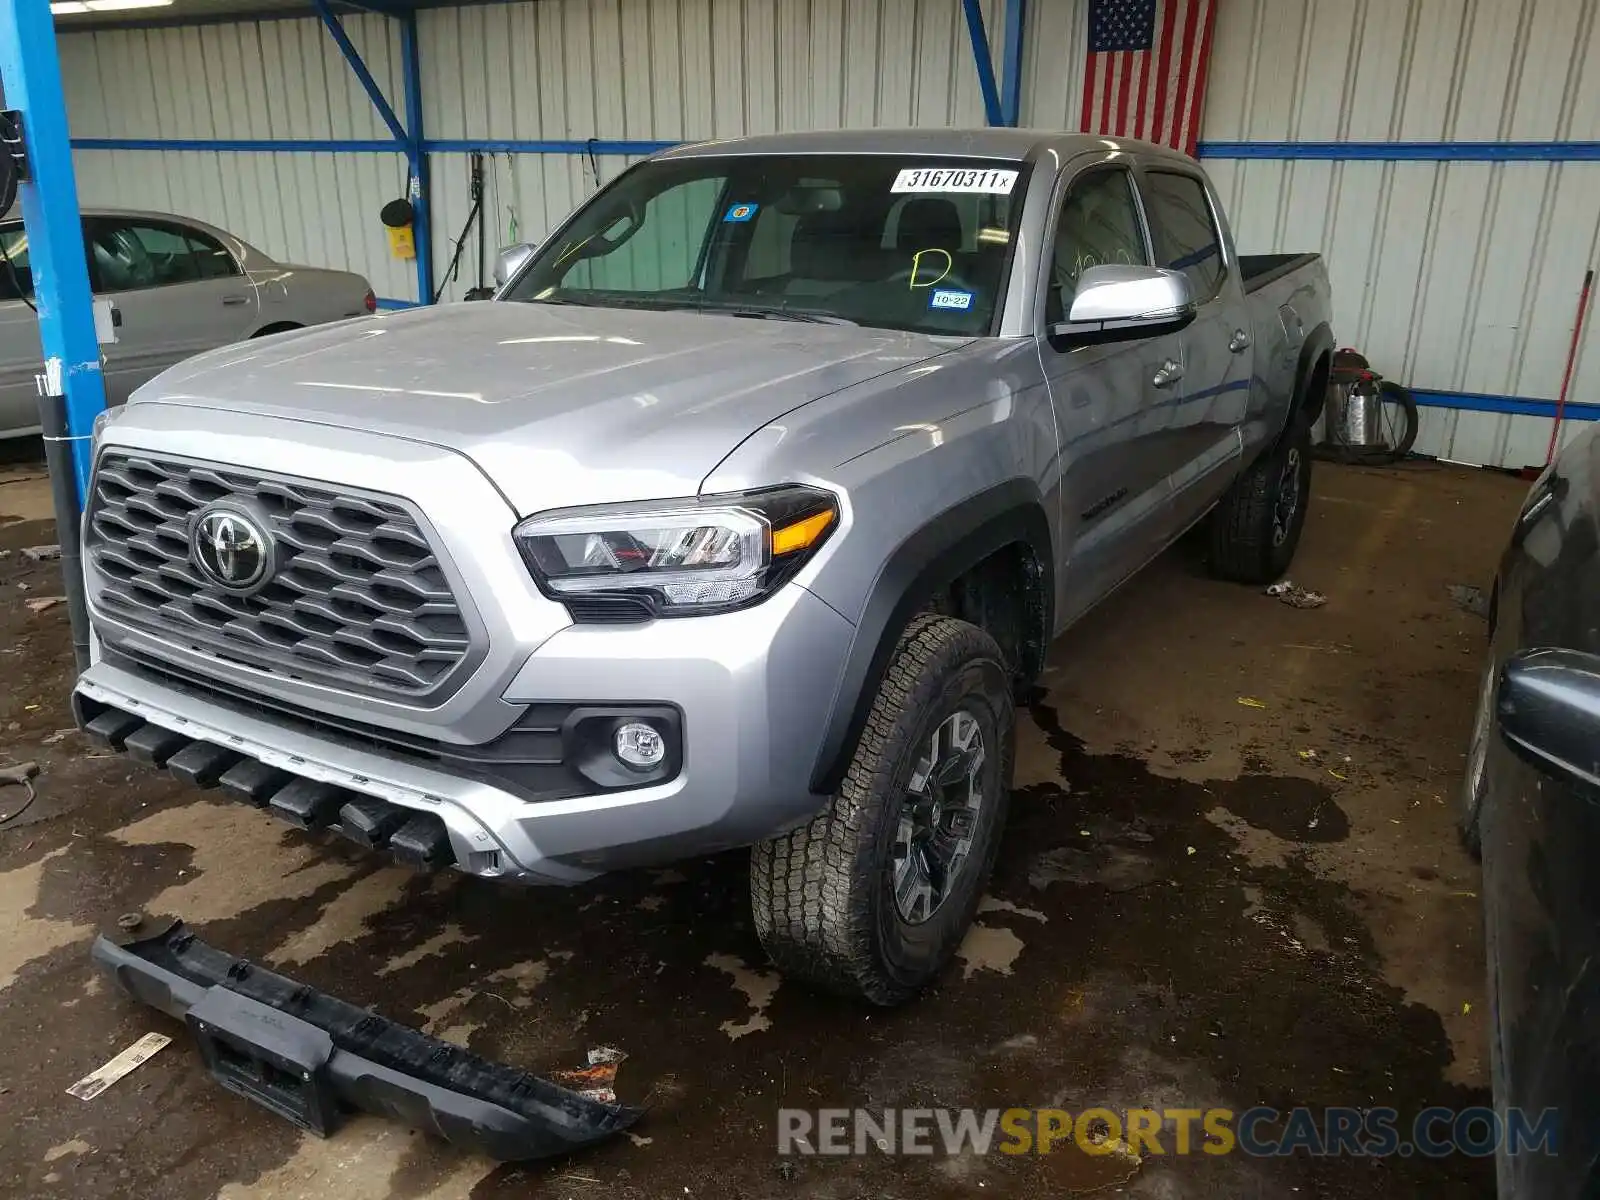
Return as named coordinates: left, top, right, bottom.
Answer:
left=1141, top=171, right=1225, bottom=302
left=0, top=225, right=32, bottom=301
left=184, top=227, right=242, bottom=279
left=1046, top=169, right=1149, bottom=325
left=87, top=219, right=239, bottom=292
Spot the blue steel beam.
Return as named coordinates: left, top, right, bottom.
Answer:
left=961, top=0, right=1004, bottom=128
left=999, top=0, right=1027, bottom=127
left=72, top=136, right=401, bottom=152
left=68, top=136, right=1600, bottom=163
left=399, top=9, right=432, bottom=303
left=0, top=0, right=107, bottom=502
left=310, top=0, right=408, bottom=146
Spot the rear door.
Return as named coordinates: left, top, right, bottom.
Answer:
left=87, top=216, right=259, bottom=404
left=1036, top=156, right=1184, bottom=623
left=0, top=222, right=42, bottom=437
left=1137, top=168, right=1249, bottom=529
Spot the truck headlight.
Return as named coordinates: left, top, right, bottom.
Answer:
left=513, top=485, right=838, bottom=618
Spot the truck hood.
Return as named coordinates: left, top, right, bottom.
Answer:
left=143, top=302, right=964, bottom=514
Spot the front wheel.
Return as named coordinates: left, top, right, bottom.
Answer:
left=1209, top=417, right=1313, bottom=585
left=749, top=615, right=1014, bottom=1006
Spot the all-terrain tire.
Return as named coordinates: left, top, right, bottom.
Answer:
left=1210, top=416, right=1314, bottom=585
left=750, top=615, right=1014, bottom=1006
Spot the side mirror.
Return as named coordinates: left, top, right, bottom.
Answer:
left=1497, top=648, right=1600, bottom=788
left=1048, top=265, right=1196, bottom=348
left=493, top=242, right=538, bottom=289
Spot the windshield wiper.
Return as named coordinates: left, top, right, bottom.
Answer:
left=671, top=298, right=858, bottom=326
left=528, top=294, right=858, bottom=326
left=724, top=306, right=860, bottom=327
left=527, top=293, right=672, bottom=311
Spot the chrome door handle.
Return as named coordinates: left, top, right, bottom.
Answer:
left=221, top=294, right=250, bottom=306
left=1152, top=359, right=1185, bottom=388
left=1229, top=329, right=1252, bottom=353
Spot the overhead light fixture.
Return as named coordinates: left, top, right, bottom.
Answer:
left=53, top=0, right=174, bottom=13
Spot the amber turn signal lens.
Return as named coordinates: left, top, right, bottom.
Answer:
left=771, top=509, right=835, bottom=557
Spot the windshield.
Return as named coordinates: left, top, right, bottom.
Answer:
left=503, top=154, right=1030, bottom=336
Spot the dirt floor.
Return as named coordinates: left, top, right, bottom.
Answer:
left=0, top=448, right=1522, bottom=1199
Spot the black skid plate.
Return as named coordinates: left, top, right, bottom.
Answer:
left=91, top=921, right=642, bottom=1160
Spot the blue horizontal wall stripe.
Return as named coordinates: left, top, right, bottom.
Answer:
left=70, top=136, right=678, bottom=156
left=1198, top=140, right=1600, bottom=161
left=423, top=138, right=680, bottom=155
left=374, top=296, right=419, bottom=310
left=72, top=137, right=402, bottom=153
left=73, top=136, right=1600, bottom=163
left=1413, top=390, right=1600, bottom=422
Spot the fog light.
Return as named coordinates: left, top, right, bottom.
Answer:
left=614, top=721, right=665, bottom=769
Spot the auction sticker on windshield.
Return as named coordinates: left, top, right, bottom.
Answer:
left=892, top=167, right=1018, bottom=194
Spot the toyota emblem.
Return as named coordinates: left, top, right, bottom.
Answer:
left=190, top=507, right=272, bottom=591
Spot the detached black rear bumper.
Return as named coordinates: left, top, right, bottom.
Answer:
left=92, top=922, right=641, bottom=1161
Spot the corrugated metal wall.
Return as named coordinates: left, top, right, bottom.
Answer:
left=61, top=14, right=415, bottom=301
left=420, top=0, right=1002, bottom=300
left=55, top=0, right=1600, bottom=467
left=1196, top=0, right=1600, bottom=469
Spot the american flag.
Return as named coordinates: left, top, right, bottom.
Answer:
left=1081, top=0, right=1219, bottom=157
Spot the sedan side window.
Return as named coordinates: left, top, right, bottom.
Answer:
left=1141, top=171, right=1225, bottom=303
left=185, top=227, right=243, bottom=280
left=0, top=225, right=32, bottom=301
left=1046, top=168, right=1149, bottom=325
left=88, top=220, right=234, bottom=291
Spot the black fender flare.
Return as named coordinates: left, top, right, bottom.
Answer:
left=809, top=479, right=1054, bottom=795
left=1288, top=321, right=1335, bottom=433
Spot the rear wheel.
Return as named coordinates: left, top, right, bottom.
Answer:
left=1375, top=381, right=1419, bottom=461
left=251, top=321, right=303, bottom=338
left=749, top=615, right=1013, bottom=1006
left=1210, top=416, right=1313, bottom=584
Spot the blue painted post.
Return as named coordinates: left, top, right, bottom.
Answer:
left=1000, top=0, right=1028, bottom=127
left=961, top=0, right=1004, bottom=128
left=310, top=0, right=408, bottom=144
left=400, top=11, right=433, bottom=304
left=0, top=0, right=107, bottom=503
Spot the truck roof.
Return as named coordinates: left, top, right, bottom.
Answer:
left=658, top=127, right=1201, bottom=168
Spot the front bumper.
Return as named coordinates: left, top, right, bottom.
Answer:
left=92, top=920, right=640, bottom=1159
left=76, top=579, right=855, bottom=884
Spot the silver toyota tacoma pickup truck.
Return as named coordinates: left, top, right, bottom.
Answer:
left=74, top=130, right=1333, bottom=1005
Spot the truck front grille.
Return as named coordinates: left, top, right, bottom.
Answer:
left=85, top=452, right=474, bottom=700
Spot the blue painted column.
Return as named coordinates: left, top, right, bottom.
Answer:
left=0, top=0, right=107, bottom=502
left=1000, top=0, right=1028, bottom=128
left=961, top=0, right=1004, bottom=127
left=400, top=11, right=433, bottom=304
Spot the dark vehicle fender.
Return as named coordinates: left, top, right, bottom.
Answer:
left=1286, top=322, right=1335, bottom=435
left=808, top=480, right=1054, bottom=795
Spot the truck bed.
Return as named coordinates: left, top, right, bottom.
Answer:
left=1239, top=253, right=1322, bottom=295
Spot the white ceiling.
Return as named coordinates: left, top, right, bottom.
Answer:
left=53, top=0, right=395, bottom=30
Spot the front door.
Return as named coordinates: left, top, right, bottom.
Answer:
left=1036, top=159, right=1184, bottom=625
left=86, top=216, right=259, bottom=405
